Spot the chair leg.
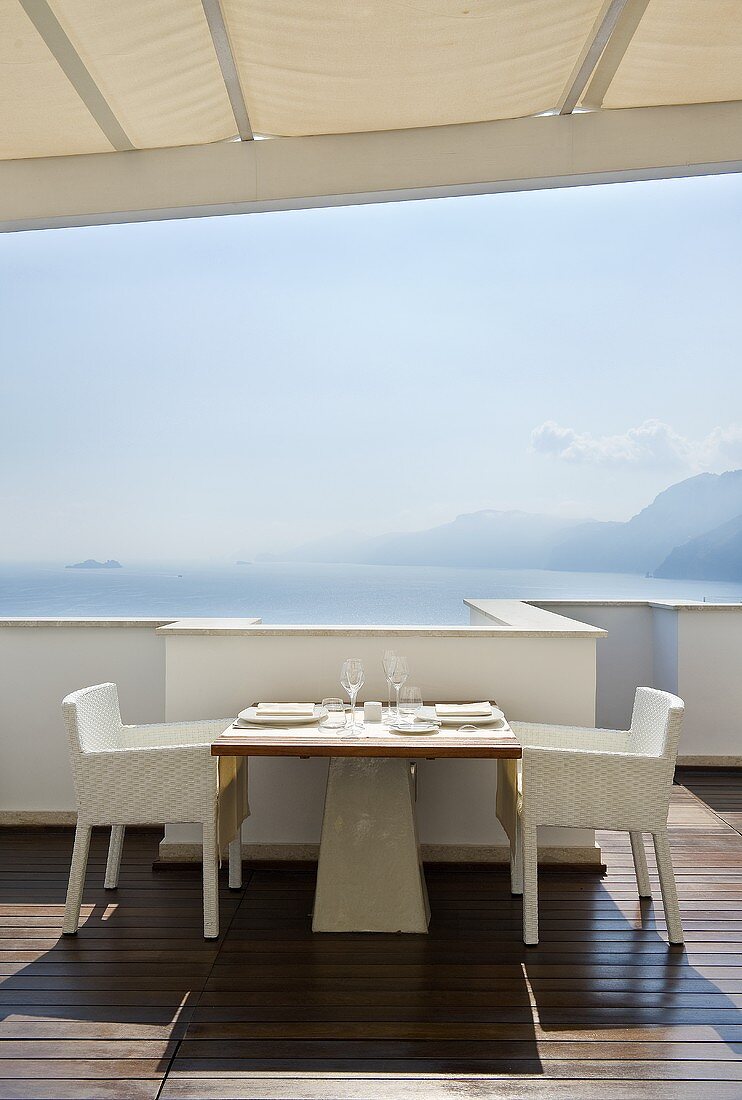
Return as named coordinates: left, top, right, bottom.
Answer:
left=510, top=818, right=523, bottom=896
left=202, top=819, right=220, bottom=940
left=63, top=822, right=92, bottom=935
left=104, top=826, right=125, bottom=889
left=653, top=830, right=684, bottom=945
left=522, top=820, right=539, bottom=945
left=629, top=830, right=651, bottom=898
left=228, top=834, right=242, bottom=890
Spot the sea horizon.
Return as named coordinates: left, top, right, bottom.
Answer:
left=1, top=561, right=741, bottom=625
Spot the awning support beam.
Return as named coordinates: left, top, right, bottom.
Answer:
left=200, top=0, right=253, bottom=140
left=581, top=0, right=651, bottom=109
left=557, top=0, right=631, bottom=115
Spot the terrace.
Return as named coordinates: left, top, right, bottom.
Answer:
left=3, top=1, right=742, bottom=1096
left=2, top=601, right=742, bottom=1096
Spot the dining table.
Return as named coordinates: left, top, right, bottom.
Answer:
left=211, top=703, right=522, bottom=933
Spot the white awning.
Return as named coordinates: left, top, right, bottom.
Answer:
left=2, top=0, right=742, bottom=229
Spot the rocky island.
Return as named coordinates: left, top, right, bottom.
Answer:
left=66, top=559, right=123, bottom=570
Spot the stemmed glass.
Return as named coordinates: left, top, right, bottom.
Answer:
left=340, top=658, right=365, bottom=734
left=382, top=650, right=397, bottom=716
left=389, top=655, right=409, bottom=719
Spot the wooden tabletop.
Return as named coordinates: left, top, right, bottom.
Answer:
left=211, top=706, right=521, bottom=759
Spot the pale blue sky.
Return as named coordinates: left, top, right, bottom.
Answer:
left=2, top=172, right=741, bottom=562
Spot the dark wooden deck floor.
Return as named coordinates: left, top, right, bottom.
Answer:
left=1, top=770, right=742, bottom=1099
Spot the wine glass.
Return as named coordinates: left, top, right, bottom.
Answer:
left=382, top=650, right=397, bottom=715
left=389, top=655, right=409, bottom=718
left=399, top=686, right=423, bottom=726
left=340, top=658, right=365, bottom=733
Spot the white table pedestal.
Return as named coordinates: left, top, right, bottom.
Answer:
left=312, top=757, right=431, bottom=933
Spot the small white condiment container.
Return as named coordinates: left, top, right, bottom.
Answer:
left=364, top=701, right=383, bottom=723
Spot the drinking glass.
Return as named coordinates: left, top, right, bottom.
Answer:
left=382, top=650, right=397, bottom=715
left=389, top=655, right=409, bottom=718
left=340, top=658, right=365, bottom=733
left=399, top=686, right=423, bottom=726
left=319, top=698, right=349, bottom=732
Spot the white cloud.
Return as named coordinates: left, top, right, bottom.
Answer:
left=531, top=419, right=742, bottom=470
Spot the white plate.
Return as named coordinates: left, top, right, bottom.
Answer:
left=436, top=707, right=505, bottom=727
left=386, top=720, right=440, bottom=734
left=236, top=707, right=318, bottom=727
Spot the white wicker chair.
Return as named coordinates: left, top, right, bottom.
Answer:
left=501, top=687, right=684, bottom=946
left=62, top=683, right=247, bottom=939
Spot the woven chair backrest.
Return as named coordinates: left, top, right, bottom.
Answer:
left=629, top=686, right=684, bottom=762
left=62, top=682, right=124, bottom=756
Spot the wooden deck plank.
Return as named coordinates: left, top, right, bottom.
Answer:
left=158, top=1080, right=742, bottom=1100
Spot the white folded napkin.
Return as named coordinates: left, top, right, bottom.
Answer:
left=435, top=702, right=492, bottom=718
left=256, top=702, right=315, bottom=717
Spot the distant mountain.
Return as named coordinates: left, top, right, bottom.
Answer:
left=548, top=471, right=742, bottom=575
left=66, top=559, right=122, bottom=570
left=258, top=469, right=742, bottom=579
left=356, top=511, right=583, bottom=568
left=655, top=514, right=742, bottom=581
left=264, top=511, right=584, bottom=569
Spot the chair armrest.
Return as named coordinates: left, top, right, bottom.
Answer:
left=76, top=743, right=218, bottom=824
left=120, top=719, right=233, bottom=749
left=523, top=743, right=654, bottom=764
left=520, top=744, right=672, bottom=829
left=512, top=722, right=631, bottom=753
left=82, top=742, right=214, bottom=766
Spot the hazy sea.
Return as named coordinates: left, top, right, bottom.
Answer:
left=2, top=562, right=742, bottom=624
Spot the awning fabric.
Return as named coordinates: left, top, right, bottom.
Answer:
left=594, top=0, right=742, bottom=110
left=49, top=0, right=236, bottom=149
left=1, top=1, right=112, bottom=159
left=221, top=0, right=605, bottom=136
left=2, top=0, right=742, bottom=162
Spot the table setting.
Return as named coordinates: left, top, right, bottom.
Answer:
left=211, top=652, right=521, bottom=933
left=225, top=651, right=512, bottom=741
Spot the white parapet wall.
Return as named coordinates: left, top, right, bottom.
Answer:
left=527, top=600, right=742, bottom=763
left=0, top=619, right=168, bottom=821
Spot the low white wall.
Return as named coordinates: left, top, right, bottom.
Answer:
left=163, top=633, right=598, bottom=725
left=653, top=608, right=679, bottom=697
left=533, top=601, right=742, bottom=760
left=0, top=623, right=166, bottom=816
left=531, top=603, right=653, bottom=730
left=678, top=610, right=742, bottom=760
